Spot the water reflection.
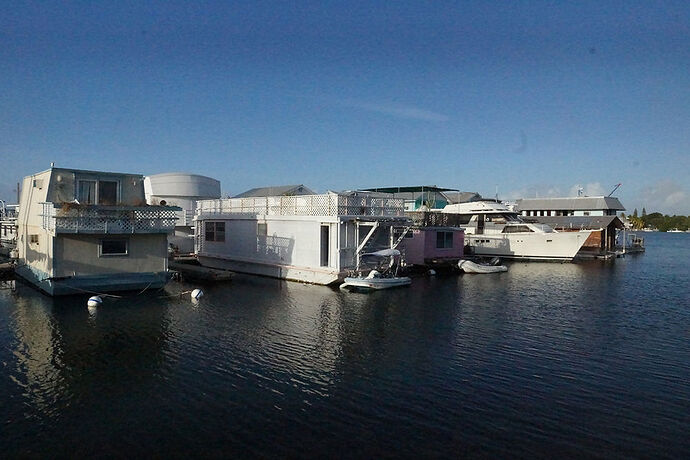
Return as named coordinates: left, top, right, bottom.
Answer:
left=1, top=234, right=688, bottom=457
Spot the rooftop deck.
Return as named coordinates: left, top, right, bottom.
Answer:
left=41, top=203, right=179, bottom=234
left=196, top=193, right=405, bottom=218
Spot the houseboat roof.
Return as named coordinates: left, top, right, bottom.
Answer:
left=28, top=166, right=143, bottom=178
left=234, top=184, right=314, bottom=198
left=515, top=196, right=625, bottom=211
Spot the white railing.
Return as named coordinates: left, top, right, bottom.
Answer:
left=41, top=203, right=178, bottom=234
left=195, top=193, right=405, bottom=217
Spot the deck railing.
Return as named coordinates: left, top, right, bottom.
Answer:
left=196, top=193, right=405, bottom=217
left=41, top=203, right=178, bottom=234
left=405, top=211, right=472, bottom=227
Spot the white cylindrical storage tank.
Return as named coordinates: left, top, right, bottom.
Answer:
left=144, top=173, right=221, bottom=206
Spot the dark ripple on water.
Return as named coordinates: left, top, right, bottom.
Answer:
left=1, top=233, right=690, bottom=458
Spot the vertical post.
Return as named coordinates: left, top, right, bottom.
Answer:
left=604, top=226, right=607, bottom=254
left=355, top=221, right=360, bottom=272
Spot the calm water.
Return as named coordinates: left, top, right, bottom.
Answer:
left=1, top=233, right=689, bottom=458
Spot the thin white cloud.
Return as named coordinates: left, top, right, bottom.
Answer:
left=333, top=98, right=449, bottom=122
left=568, top=182, right=606, bottom=197
left=507, top=182, right=608, bottom=201
left=506, top=184, right=563, bottom=200
left=638, top=179, right=688, bottom=215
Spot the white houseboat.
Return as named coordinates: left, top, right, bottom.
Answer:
left=15, top=166, right=179, bottom=296
left=194, top=192, right=411, bottom=285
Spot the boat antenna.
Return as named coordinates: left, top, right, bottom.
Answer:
left=607, top=183, right=622, bottom=197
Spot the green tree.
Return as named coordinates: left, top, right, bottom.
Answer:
left=642, top=207, right=646, bottom=217
left=633, top=208, right=638, bottom=217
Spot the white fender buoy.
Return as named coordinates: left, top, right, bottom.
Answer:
left=428, top=269, right=436, bottom=276
left=191, top=288, right=204, bottom=300
left=87, top=295, right=102, bottom=308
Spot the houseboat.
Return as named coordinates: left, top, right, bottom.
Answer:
left=194, top=192, right=411, bottom=285
left=358, top=186, right=466, bottom=269
left=15, top=166, right=179, bottom=296
left=402, top=212, right=465, bottom=268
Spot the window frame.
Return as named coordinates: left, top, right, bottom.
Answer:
left=100, top=239, right=128, bottom=256
left=77, top=178, right=121, bottom=205
left=436, top=231, right=454, bottom=249
left=205, top=221, right=226, bottom=242
left=98, top=180, right=119, bottom=205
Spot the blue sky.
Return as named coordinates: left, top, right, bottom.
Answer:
left=1, top=1, right=689, bottom=214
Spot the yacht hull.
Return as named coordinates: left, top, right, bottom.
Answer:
left=466, top=231, right=591, bottom=261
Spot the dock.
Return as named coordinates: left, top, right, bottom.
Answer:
left=169, top=260, right=234, bottom=282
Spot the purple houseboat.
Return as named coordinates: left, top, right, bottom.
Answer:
left=401, top=226, right=464, bottom=268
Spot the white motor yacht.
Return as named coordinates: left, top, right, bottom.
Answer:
left=440, top=201, right=593, bottom=261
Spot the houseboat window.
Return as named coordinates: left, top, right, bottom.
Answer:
left=100, top=239, right=128, bottom=256
left=78, top=180, right=97, bottom=204
left=98, top=180, right=118, bottom=205
left=257, top=223, right=267, bottom=236
left=205, top=221, right=225, bottom=242
left=436, top=231, right=453, bottom=249
left=29, top=234, right=39, bottom=244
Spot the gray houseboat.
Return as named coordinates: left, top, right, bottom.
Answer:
left=15, top=166, right=179, bottom=296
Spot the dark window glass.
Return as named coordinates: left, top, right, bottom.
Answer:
left=99, top=181, right=118, bottom=205
left=215, top=222, right=225, bottom=242
left=205, top=221, right=225, bottom=242
left=502, top=225, right=534, bottom=233
left=101, top=239, right=127, bottom=255
left=78, top=180, right=96, bottom=204
left=436, top=231, right=453, bottom=249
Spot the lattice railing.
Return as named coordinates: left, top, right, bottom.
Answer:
left=196, top=193, right=405, bottom=217
left=406, top=211, right=472, bottom=227
left=41, top=203, right=178, bottom=234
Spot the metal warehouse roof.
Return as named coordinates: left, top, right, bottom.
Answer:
left=524, top=215, right=624, bottom=230
left=234, top=184, right=314, bottom=198
left=515, top=196, right=625, bottom=211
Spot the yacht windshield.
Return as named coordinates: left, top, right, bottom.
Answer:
left=502, top=225, right=534, bottom=233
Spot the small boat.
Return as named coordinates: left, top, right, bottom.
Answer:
left=341, top=270, right=412, bottom=290
left=340, top=249, right=411, bottom=291
left=458, top=259, right=508, bottom=274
